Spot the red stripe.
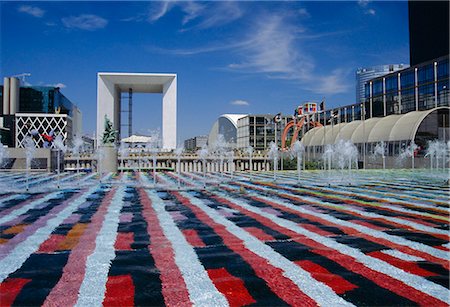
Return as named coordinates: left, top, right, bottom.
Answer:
left=298, top=223, right=335, bottom=237
left=295, top=260, right=357, bottom=294
left=42, top=188, right=117, bottom=307
left=114, top=232, right=134, bottom=251
left=260, top=182, right=448, bottom=224
left=103, top=275, right=134, bottom=307
left=0, top=278, right=31, bottom=307
left=207, top=268, right=256, bottom=307
left=367, top=251, right=437, bottom=277
left=172, top=191, right=318, bottom=307
left=182, top=229, right=206, bottom=247
left=37, top=234, right=66, bottom=253
left=138, top=188, right=191, bottom=306
left=211, top=194, right=447, bottom=306
left=243, top=227, right=275, bottom=241
left=245, top=191, right=450, bottom=271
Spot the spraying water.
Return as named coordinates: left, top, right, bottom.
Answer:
left=72, top=136, right=84, bottom=176
left=175, top=146, right=184, bottom=189
left=146, top=131, right=161, bottom=186
left=290, top=140, right=304, bottom=183
left=227, top=150, right=234, bottom=180
left=197, top=145, right=209, bottom=189
left=323, top=145, right=334, bottom=171
left=54, top=135, right=67, bottom=189
left=24, top=136, right=36, bottom=192
left=213, top=134, right=228, bottom=179
left=372, top=141, right=387, bottom=170
left=426, top=140, right=449, bottom=170
left=268, top=142, right=278, bottom=182
left=118, top=141, right=129, bottom=172
left=398, top=142, right=418, bottom=169
left=246, top=146, right=254, bottom=181
left=0, top=137, right=7, bottom=169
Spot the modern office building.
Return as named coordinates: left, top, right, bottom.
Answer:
left=301, top=55, right=449, bottom=167
left=356, top=64, right=407, bottom=105
left=408, top=1, right=449, bottom=66
left=236, top=114, right=293, bottom=151
left=1, top=77, right=82, bottom=148
left=184, top=135, right=207, bottom=152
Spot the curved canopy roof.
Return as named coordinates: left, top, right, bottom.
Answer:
left=301, top=107, right=449, bottom=146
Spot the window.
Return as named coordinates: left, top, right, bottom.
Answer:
left=401, top=88, right=415, bottom=113
left=385, top=76, right=398, bottom=93
left=400, top=71, right=415, bottom=89
left=438, top=58, right=449, bottom=79
left=418, top=64, right=434, bottom=84
left=418, top=84, right=435, bottom=110
left=373, top=80, right=383, bottom=96
left=372, top=95, right=384, bottom=117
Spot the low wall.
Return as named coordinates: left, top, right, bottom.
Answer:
left=2, top=148, right=52, bottom=171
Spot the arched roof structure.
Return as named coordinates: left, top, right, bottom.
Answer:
left=301, top=107, right=449, bottom=147
left=208, top=114, right=247, bottom=147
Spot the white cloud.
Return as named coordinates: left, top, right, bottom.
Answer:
left=231, top=99, right=250, bottom=106
left=146, top=1, right=242, bottom=30
left=298, top=8, right=310, bottom=18
left=365, top=9, right=376, bottom=15
left=148, top=1, right=175, bottom=22
left=62, top=14, right=108, bottom=31
left=18, top=5, right=45, bottom=18
left=54, top=83, right=66, bottom=89
left=358, top=0, right=370, bottom=7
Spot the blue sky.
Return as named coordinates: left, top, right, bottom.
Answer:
left=1, top=1, right=410, bottom=142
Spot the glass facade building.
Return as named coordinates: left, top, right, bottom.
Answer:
left=364, top=55, right=449, bottom=118
left=356, top=64, right=407, bottom=105
left=18, top=86, right=75, bottom=116
left=237, top=114, right=292, bottom=151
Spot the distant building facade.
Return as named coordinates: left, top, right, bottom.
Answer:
left=356, top=64, right=407, bottom=105
left=237, top=114, right=292, bottom=151
left=184, top=135, right=207, bottom=151
left=1, top=77, right=82, bottom=148
left=208, top=114, right=247, bottom=148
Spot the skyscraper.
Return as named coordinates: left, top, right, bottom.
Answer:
left=408, top=1, right=449, bottom=66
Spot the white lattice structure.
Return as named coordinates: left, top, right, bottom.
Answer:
left=15, top=113, right=72, bottom=148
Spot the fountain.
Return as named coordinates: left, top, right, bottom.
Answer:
left=72, top=136, right=84, bottom=176
left=0, top=137, right=7, bottom=169
left=426, top=139, right=449, bottom=170
left=175, top=146, right=184, bottom=189
left=246, top=146, right=254, bottom=181
left=398, top=142, right=418, bottom=169
left=290, top=140, right=304, bottom=183
left=197, top=144, right=209, bottom=189
left=118, top=141, right=127, bottom=171
left=227, top=150, right=234, bottom=180
left=54, top=134, right=67, bottom=189
left=323, top=144, right=334, bottom=171
left=146, top=131, right=161, bottom=186
left=268, top=142, right=278, bottom=182
left=213, top=134, right=227, bottom=179
left=373, top=141, right=387, bottom=170
left=23, top=136, right=36, bottom=192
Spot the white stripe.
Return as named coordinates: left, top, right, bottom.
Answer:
left=381, top=249, right=425, bottom=262
left=250, top=192, right=449, bottom=261
left=181, top=192, right=354, bottom=307
left=0, top=185, right=99, bottom=282
left=252, top=181, right=448, bottom=236
left=75, top=186, right=126, bottom=307
left=213, top=191, right=450, bottom=304
left=147, top=190, right=229, bottom=306
left=0, top=192, right=61, bottom=225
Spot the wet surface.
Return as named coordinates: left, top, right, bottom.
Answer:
left=0, top=170, right=449, bottom=306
